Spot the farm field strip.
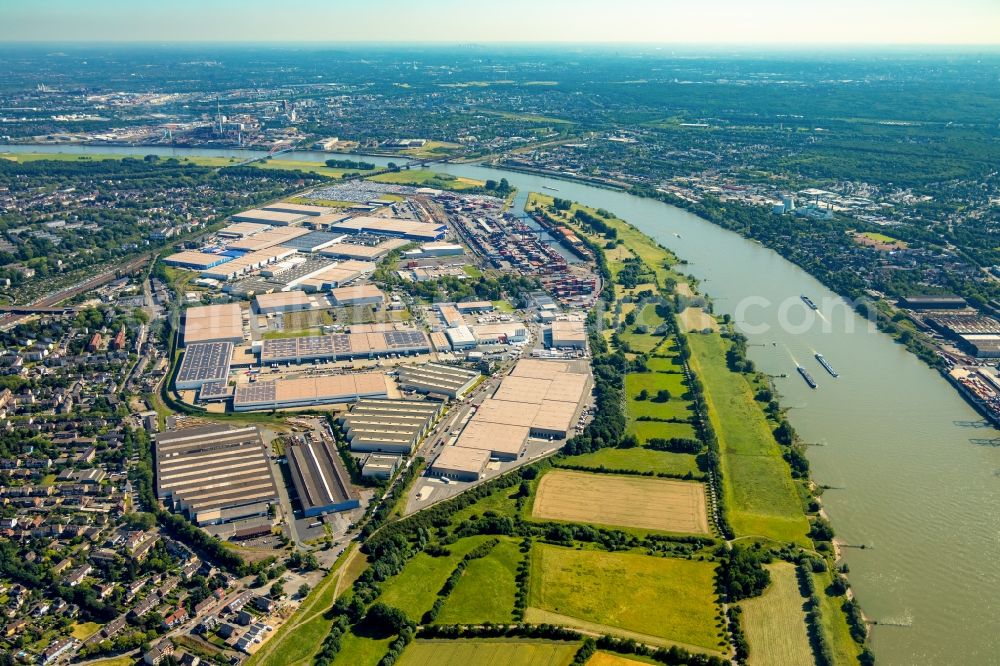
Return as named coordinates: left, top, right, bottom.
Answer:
left=398, top=639, right=579, bottom=666
left=528, top=544, right=722, bottom=651
left=532, top=469, right=709, bottom=534
left=739, top=562, right=813, bottom=666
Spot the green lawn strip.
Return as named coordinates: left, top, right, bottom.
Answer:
left=560, top=446, right=701, bottom=478
left=527, top=544, right=724, bottom=652
left=686, top=332, right=809, bottom=546
left=645, top=356, right=683, bottom=372
left=436, top=538, right=522, bottom=624
left=630, top=420, right=698, bottom=442
left=625, top=372, right=692, bottom=421
left=447, top=484, right=521, bottom=524
left=811, top=571, right=864, bottom=664
left=619, top=331, right=664, bottom=353
left=738, top=562, right=813, bottom=666
left=329, top=631, right=393, bottom=666
left=398, top=639, right=580, bottom=666
left=377, top=535, right=493, bottom=621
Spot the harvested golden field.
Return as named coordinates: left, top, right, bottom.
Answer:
left=679, top=307, right=719, bottom=332
left=532, top=469, right=709, bottom=534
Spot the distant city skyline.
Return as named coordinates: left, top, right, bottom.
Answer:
left=1, top=0, right=998, bottom=45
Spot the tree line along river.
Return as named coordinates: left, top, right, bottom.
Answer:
left=4, top=143, right=999, bottom=665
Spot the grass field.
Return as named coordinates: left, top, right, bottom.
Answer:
left=399, top=140, right=464, bottom=158
left=253, top=158, right=352, bottom=178
left=398, top=639, right=578, bottom=666
left=84, top=657, right=136, bottom=666
left=437, top=538, right=521, bottom=624
left=687, top=333, right=809, bottom=546
left=560, top=446, right=701, bottom=478
left=369, top=170, right=485, bottom=190
left=739, top=563, right=812, bottom=666
left=626, top=372, right=691, bottom=421
left=70, top=621, right=101, bottom=640
left=377, top=535, right=492, bottom=621
left=533, top=469, right=709, bottom=534
left=334, top=631, right=393, bottom=666
left=630, top=420, right=698, bottom=442
left=812, top=571, right=863, bottom=664
left=528, top=544, right=722, bottom=651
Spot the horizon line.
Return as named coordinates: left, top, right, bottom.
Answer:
left=1, top=40, right=999, bottom=49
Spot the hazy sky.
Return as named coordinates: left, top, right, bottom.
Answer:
left=1, top=0, right=998, bottom=45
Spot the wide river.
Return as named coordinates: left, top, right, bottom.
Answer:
left=5, top=144, right=999, bottom=664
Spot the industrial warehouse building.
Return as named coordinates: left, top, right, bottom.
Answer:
left=320, top=238, right=408, bottom=261
left=456, top=300, right=494, bottom=313
left=445, top=325, right=477, bottom=351
left=232, top=373, right=389, bottom=411
left=295, top=260, right=377, bottom=292
left=231, top=208, right=308, bottom=226
left=431, top=446, right=490, bottom=481
left=328, top=216, right=447, bottom=241
left=227, top=227, right=311, bottom=252
left=339, top=399, right=443, bottom=454
left=398, top=363, right=480, bottom=399
left=253, top=290, right=319, bottom=315
left=549, top=319, right=588, bottom=349
left=362, top=454, right=401, bottom=479
left=175, top=342, right=233, bottom=390
left=452, top=359, right=589, bottom=460
left=329, top=284, right=385, bottom=308
left=164, top=251, right=232, bottom=270
left=278, top=231, right=345, bottom=253
left=201, top=247, right=297, bottom=281
left=218, top=222, right=270, bottom=238
left=286, top=437, right=360, bottom=517
left=155, top=425, right=277, bottom=526
left=402, top=241, right=465, bottom=259
left=258, top=330, right=429, bottom=364
left=183, top=303, right=245, bottom=347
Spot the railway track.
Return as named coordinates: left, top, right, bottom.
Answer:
left=0, top=254, right=151, bottom=329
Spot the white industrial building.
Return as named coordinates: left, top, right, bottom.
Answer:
left=398, top=363, right=480, bottom=399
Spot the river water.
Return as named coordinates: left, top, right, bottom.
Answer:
left=5, top=144, right=998, bottom=665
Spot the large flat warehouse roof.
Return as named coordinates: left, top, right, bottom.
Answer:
left=232, top=372, right=389, bottom=411
left=319, top=238, right=408, bottom=261
left=176, top=341, right=233, bottom=389
left=232, top=209, right=307, bottom=226
left=218, top=222, right=270, bottom=238
left=431, top=446, right=490, bottom=476
left=279, top=231, right=346, bottom=253
left=183, top=303, right=244, bottom=346
left=227, top=227, right=311, bottom=252
left=259, top=330, right=429, bottom=363
left=328, top=216, right=446, bottom=241
left=253, top=290, right=318, bottom=313
left=154, top=425, right=277, bottom=525
left=454, top=420, right=529, bottom=459
left=164, top=251, right=232, bottom=269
